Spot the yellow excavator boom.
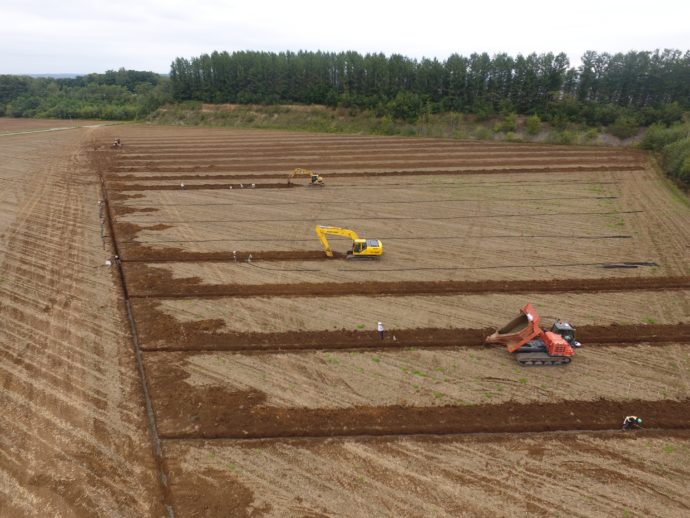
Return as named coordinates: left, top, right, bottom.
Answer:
left=315, top=225, right=382, bottom=259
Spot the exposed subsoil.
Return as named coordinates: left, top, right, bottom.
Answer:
left=123, top=264, right=690, bottom=298
left=112, top=221, right=344, bottom=261
left=148, top=379, right=690, bottom=438
left=130, top=299, right=690, bottom=351
left=109, top=182, right=293, bottom=191
left=106, top=164, right=644, bottom=178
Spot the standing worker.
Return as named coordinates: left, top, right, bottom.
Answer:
left=377, top=321, right=385, bottom=340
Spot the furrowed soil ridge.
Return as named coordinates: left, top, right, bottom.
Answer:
left=152, top=397, right=690, bottom=440
left=123, top=268, right=690, bottom=298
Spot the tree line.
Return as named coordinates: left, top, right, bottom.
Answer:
left=0, top=69, right=170, bottom=120
left=170, top=49, right=690, bottom=125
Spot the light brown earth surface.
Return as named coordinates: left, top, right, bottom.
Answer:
left=4, top=122, right=689, bottom=516
left=147, top=290, right=690, bottom=334
left=0, top=127, right=165, bottom=516
left=146, top=344, right=690, bottom=415
left=164, top=433, right=690, bottom=518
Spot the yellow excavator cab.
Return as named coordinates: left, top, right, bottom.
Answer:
left=315, top=226, right=383, bottom=259
left=352, top=238, right=383, bottom=257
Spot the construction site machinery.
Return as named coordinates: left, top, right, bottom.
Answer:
left=315, top=225, right=383, bottom=259
left=289, top=168, right=324, bottom=186
left=485, top=303, right=580, bottom=366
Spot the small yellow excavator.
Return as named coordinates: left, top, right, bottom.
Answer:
left=288, top=168, right=324, bottom=186
left=315, top=225, right=383, bottom=259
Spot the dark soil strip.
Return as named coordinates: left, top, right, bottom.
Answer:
left=164, top=429, right=690, bottom=445
left=130, top=299, right=690, bottom=351
left=106, top=164, right=644, bottom=180
left=109, top=182, right=293, bottom=191
left=117, top=209, right=645, bottom=227
left=120, top=234, right=632, bottom=244
left=122, top=248, right=339, bottom=263
left=124, top=266, right=690, bottom=298
left=115, top=195, right=619, bottom=207
left=149, top=393, right=690, bottom=439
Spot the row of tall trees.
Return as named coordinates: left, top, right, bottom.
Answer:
left=169, top=49, right=690, bottom=123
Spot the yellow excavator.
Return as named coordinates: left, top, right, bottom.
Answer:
left=315, top=225, right=383, bottom=259
left=288, top=168, right=324, bottom=186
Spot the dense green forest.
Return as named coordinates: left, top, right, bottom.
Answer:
left=0, top=69, right=170, bottom=119
left=170, top=49, right=690, bottom=126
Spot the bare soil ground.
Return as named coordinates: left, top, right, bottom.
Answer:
left=137, top=290, right=690, bottom=335
left=28, top=123, right=688, bottom=516
left=9, top=121, right=689, bottom=516
left=146, top=345, right=690, bottom=423
left=163, top=433, right=690, bottom=517
left=0, top=128, right=164, bottom=516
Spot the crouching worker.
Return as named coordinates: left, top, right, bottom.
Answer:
left=622, top=415, right=642, bottom=431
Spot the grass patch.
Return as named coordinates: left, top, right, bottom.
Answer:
left=325, top=354, right=340, bottom=365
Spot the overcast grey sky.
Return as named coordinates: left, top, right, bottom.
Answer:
left=1, top=0, right=688, bottom=74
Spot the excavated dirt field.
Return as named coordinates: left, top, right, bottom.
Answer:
left=96, top=125, right=690, bottom=516
left=5, top=122, right=688, bottom=516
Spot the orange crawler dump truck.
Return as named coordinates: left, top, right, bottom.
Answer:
left=485, top=303, right=580, bottom=366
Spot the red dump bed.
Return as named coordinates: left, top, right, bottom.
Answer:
left=485, top=303, right=542, bottom=352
